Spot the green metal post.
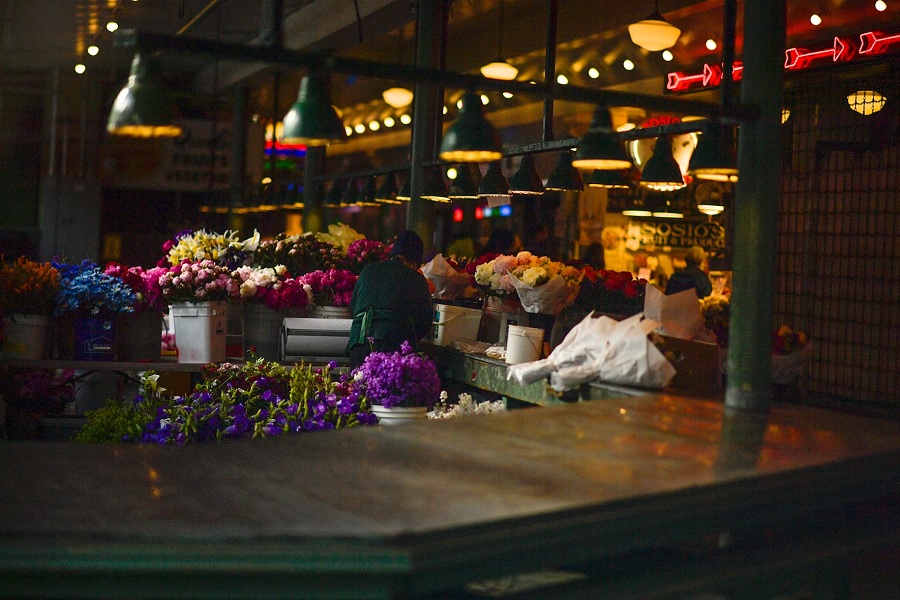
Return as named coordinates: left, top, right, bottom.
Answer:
left=303, top=145, right=325, bottom=233
left=725, top=0, right=786, bottom=411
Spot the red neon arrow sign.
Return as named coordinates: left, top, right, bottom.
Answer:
left=667, top=71, right=706, bottom=92
left=859, top=31, right=900, bottom=54
left=784, top=37, right=852, bottom=69
left=731, top=61, right=744, bottom=81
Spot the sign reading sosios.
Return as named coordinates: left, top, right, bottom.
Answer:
left=638, top=220, right=726, bottom=250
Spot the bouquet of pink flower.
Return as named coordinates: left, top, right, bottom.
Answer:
left=158, top=260, right=240, bottom=303
left=298, top=269, right=358, bottom=307
left=474, top=251, right=582, bottom=314
left=233, top=265, right=313, bottom=310
left=104, top=263, right=169, bottom=313
left=344, top=238, right=391, bottom=274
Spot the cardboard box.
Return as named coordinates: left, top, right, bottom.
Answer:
left=662, top=335, right=723, bottom=394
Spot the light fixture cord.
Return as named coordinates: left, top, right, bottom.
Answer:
left=497, top=0, right=505, bottom=58
left=353, top=0, right=363, bottom=42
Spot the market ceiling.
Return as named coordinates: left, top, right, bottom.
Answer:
left=0, top=1, right=894, bottom=135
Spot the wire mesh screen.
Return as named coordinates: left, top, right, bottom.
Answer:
left=778, top=60, right=899, bottom=409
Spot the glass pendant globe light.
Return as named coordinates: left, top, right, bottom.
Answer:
left=280, top=74, right=347, bottom=146
left=382, top=87, right=414, bottom=108
left=439, top=91, right=503, bottom=162
left=628, top=1, right=682, bottom=51
left=481, top=0, right=518, bottom=80
left=640, top=136, right=686, bottom=191
left=107, top=53, right=182, bottom=137
left=573, top=107, right=633, bottom=170
left=546, top=151, right=585, bottom=191
left=508, top=154, right=545, bottom=195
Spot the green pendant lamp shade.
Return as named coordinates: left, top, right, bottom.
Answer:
left=687, top=125, right=739, bottom=182
left=397, top=175, right=411, bottom=201
left=323, top=181, right=344, bottom=207
left=356, top=176, right=380, bottom=206
left=509, top=154, right=544, bottom=195
left=622, top=194, right=653, bottom=216
left=376, top=172, right=402, bottom=204
left=546, top=151, right=585, bottom=191
left=422, top=168, right=450, bottom=203
left=439, top=91, right=503, bottom=162
left=341, top=180, right=359, bottom=206
left=477, top=161, right=511, bottom=198
left=587, top=169, right=630, bottom=188
left=107, top=53, right=182, bottom=137
left=640, top=136, right=686, bottom=191
left=573, top=107, right=632, bottom=170
left=280, top=74, right=347, bottom=146
left=448, top=164, right=479, bottom=199
left=651, top=195, right=684, bottom=218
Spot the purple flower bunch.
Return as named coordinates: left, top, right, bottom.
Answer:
left=104, top=263, right=169, bottom=313
left=122, top=360, right=376, bottom=445
left=352, top=341, right=442, bottom=408
left=297, top=268, right=358, bottom=307
left=344, top=238, right=391, bottom=274
left=158, top=259, right=240, bottom=303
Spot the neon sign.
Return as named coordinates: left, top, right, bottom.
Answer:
left=667, top=30, right=897, bottom=93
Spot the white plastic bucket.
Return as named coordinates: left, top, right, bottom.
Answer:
left=432, top=304, right=482, bottom=346
left=371, top=405, right=428, bottom=424
left=0, top=313, right=49, bottom=359
left=505, top=325, right=544, bottom=364
left=170, top=301, right=227, bottom=364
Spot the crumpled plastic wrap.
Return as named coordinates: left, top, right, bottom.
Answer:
left=643, top=285, right=714, bottom=342
left=508, top=272, right=579, bottom=316
left=422, top=254, right=473, bottom=300
left=506, top=312, right=677, bottom=392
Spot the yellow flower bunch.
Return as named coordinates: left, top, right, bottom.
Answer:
left=0, top=256, right=61, bottom=315
left=166, top=229, right=242, bottom=265
left=314, top=222, right=364, bottom=254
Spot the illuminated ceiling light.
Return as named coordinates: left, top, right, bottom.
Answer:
left=508, top=154, right=545, bottom=195
left=106, top=20, right=119, bottom=33
left=439, top=91, right=503, bottom=162
left=781, top=108, right=791, bottom=123
left=478, top=161, right=511, bottom=200
left=448, top=164, right=479, bottom=199
left=74, top=63, right=86, bottom=74
left=705, top=39, right=717, bottom=51
left=810, top=14, right=822, bottom=26
left=622, top=197, right=653, bottom=217
left=662, top=50, right=674, bottom=61
left=87, top=45, right=99, bottom=56
left=107, top=53, right=182, bottom=138
left=587, top=169, right=630, bottom=189
left=640, top=136, right=686, bottom=191
left=557, top=74, right=569, bottom=85
left=369, top=121, right=380, bottom=131
left=354, top=123, right=366, bottom=134
left=344, top=125, right=353, bottom=136
left=573, top=106, right=633, bottom=171
left=623, top=59, right=635, bottom=71
left=687, top=125, right=739, bottom=182
left=481, top=94, right=490, bottom=105
left=383, top=116, right=395, bottom=127
left=481, top=0, right=518, bottom=80
left=545, top=151, right=585, bottom=192
left=628, top=2, right=681, bottom=51
left=422, top=168, right=450, bottom=203
left=457, top=99, right=464, bottom=109
left=502, top=91, right=514, bottom=98
left=261, top=177, right=273, bottom=185
left=617, top=123, right=637, bottom=132
left=446, top=167, right=458, bottom=180
left=651, top=197, right=684, bottom=218
left=847, top=90, right=886, bottom=115
left=281, top=74, right=347, bottom=146
left=443, top=105, right=449, bottom=114
left=588, top=67, right=600, bottom=79
left=382, top=87, right=413, bottom=108
left=400, top=114, right=412, bottom=125
left=875, top=1, right=887, bottom=11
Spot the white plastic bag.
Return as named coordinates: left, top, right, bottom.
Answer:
left=422, top=254, right=472, bottom=300
left=508, top=272, right=578, bottom=316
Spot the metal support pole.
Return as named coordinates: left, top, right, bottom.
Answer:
left=303, top=146, right=326, bottom=233
left=407, top=0, right=440, bottom=249
left=542, top=0, right=558, bottom=142
left=725, top=0, right=786, bottom=412
left=229, top=87, right=248, bottom=211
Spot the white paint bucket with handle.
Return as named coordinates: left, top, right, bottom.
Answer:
left=505, top=325, right=544, bottom=364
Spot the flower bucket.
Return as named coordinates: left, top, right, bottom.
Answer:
left=117, top=312, right=163, bottom=362
left=372, top=404, right=428, bottom=425
left=432, top=304, right=482, bottom=346
left=244, top=303, right=303, bottom=361
left=505, top=325, right=544, bottom=364
left=73, top=316, right=116, bottom=361
left=309, top=305, right=352, bottom=319
left=170, top=301, right=227, bottom=364
left=0, top=313, right=50, bottom=360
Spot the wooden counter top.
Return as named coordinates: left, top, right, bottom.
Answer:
left=1, top=394, right=898, bottom=598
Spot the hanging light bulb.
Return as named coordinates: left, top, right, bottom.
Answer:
left=382, top=87, right=414, bottom=108
left=640, top=137, right=686, bottom=191
left=481, top=0, right=518, bottom=80
left=628, top=2, right=681, bottom=51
